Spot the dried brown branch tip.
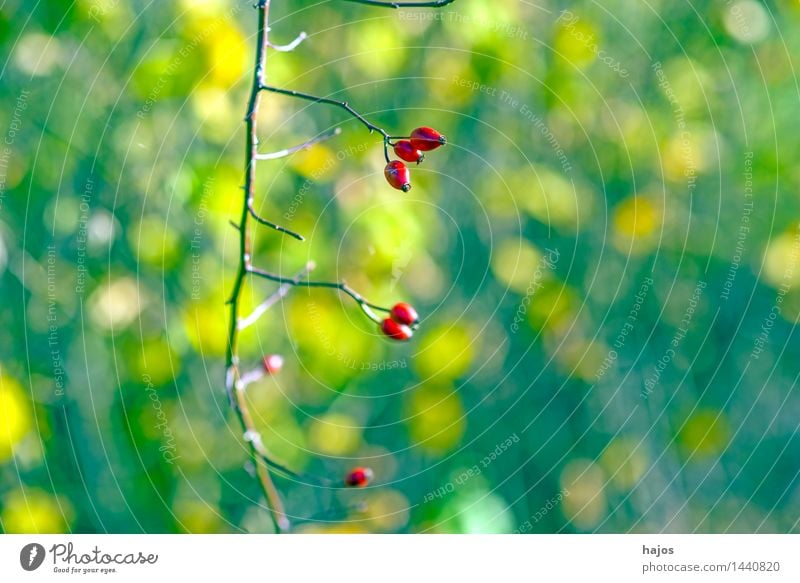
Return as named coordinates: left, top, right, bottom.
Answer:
left=223, top=0, right=455, bottom=533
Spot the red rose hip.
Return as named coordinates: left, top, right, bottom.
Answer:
left=344, top=467, right=373, bottom=488
left=409, top=126, right=447, bottom=151
left=262, top=354, right=284, bottom=375
left=380, top=318, right=413, bottom=341
left=384, top=160, right=411, bottom=192
left=390, top=302, right=419, bottom=327
left=393, top=140, right=424, bottom=164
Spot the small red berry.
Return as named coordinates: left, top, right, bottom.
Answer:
left=262, top=354, right=284, bottom=375
left=344, top=467, right=373, bottom=488
left=384, top=160, right=411, bottom=192
left=393, top=140, right=424, bottom=164
left=390, top=302, right=419, bottom=327
left=380, top=318, right=413, bottom=341
left=409, top=126, right=447, bottom=151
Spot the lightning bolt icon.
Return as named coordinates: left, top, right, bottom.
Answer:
left=28, top=546, right=38, bottom=567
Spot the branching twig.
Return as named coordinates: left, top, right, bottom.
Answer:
left=267, top=30, right=308, bottom=51
left=342, top=0, right=456, bottom=7
left=225, top=0, right=289, bottom=534
left=255, top=127, right=341, bottom=161
left=248, top=200, right=305, bottom=241
left=247, top=265, right=390, bottom=322
left=238, top=262, right=316, bottom=330
left=224, top=0, right=454, bottom=533
left=259, top=84, right=391, bottom=140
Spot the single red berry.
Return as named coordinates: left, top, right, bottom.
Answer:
left=344, top=467, right=373, bottom=488
left=409, top=126, right=447, bottom=151
left=384, top=160, right=411, bottom=192
left=390, top=302, right=419, bottom=327
left=262, top=354, right=284, bottom=375
left=393, top=140, right=424, bottom=164
left=380, top=318, right=413, bottom=341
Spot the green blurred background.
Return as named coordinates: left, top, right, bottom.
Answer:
left=2, top=0, right=800, bottom=533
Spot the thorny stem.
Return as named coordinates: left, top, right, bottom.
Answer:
left=226, top=0, right=289, bottom=534
left=224, top=0, right=454, bottom=533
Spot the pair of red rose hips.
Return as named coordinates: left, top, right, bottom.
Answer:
left=379, top=302, right=419, bottom=341
left=384, top=127, right=447, bottom=192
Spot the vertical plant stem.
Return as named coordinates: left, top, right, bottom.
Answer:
left=225, top=0, right=289, bottom=534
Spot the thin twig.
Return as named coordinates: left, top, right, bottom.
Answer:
left=248, top=201, right=305, bottom=241
left=226, top=0, right=289, bottom=534
left=342, top=0, right=456, bottom=7
left=247, top=265, right=390, bottom=322
left=260, top=84, right=391, bottom=139
left=255, top=127, right=341, bottom=160
left=268, top=31, right=308, bottom=51
left=238, top=262, right=316, bottom=330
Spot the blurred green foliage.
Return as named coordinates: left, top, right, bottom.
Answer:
left=3, top=0, right=800, bottom=533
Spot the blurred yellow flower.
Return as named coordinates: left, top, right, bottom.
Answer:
left=348, top=20, right=404, bottom=77
left=407, top=384, right=466, bottom=454
left=527, top=280, right=577, bottom=332
left=0, top=373, right=32, bottom=462
left=599, top=437, right=648, bottom=490
left=491, top=238, right=544, bottom=294
left=413, top=323, right=476, bottom=381
left=554, top=17, right=599, bottom=69
left=128, top=215, right=180, bottom=268
left=560, top=458, right=606, bottom=530
left=174, top=499, right=224, bottom=533
left=359, top=489, right=410, bottom=532
left=2, top=489, right=71, bottom=533
left=308, top=412, right=362, bottom=456
left=763, top=229, right=800, bottom=289
left=612, top=195, right=661, bottom=253
left=678, top=409, right=730, bottom=458
left=88, top=277, right=146, bottom=331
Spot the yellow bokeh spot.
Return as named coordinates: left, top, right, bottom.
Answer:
left=0, top=373, right=32, bottom=462
left=197, top=20, right=246, bottom=89
left=678, top=409, right=730, bottom=458
left=413, top=324, right=476, bottom=381
left=288, top=294, right=376, bottom=392
left=2, top=489, right=71, bottom=533
left=348, top=20, right=404, bottom=77
left=614, top=196, right=660, bottom=237
left=307, top=413, right=361, bottom=456
left=559, top=459, right=606, bottom=530
left=359, top=489, right=410, bottom=532
left=175, top=499, right=223, bottom=533
left=491, top=238, right=544, bottom=294
left=191, top=87, right=236, bottom=139
left=527, top=281, right=577, bottom=332
left=89, top=277, right=146, bottom=331
left=599, top=438, right=648, bottom=490
left=128, top=216, right=180, bottom=268
left=183, top=297, right=229, bottom=357
left=554, top=17, right=599, bottom=69
left=289, top=145, right=338, bottom=182
left=554, top=339, right=608, bottom=383
left=661, top=131, right=709, bottom=183
left=134, top=337, right=181, bottom=386
left=763, top=229, right=800, bottom=289
left=178, top=0, right=229, bottom=17
left=612, top=196, right=661, bottom=253
left=407, top=384, right=466, bottom=454
left=520, top=169, right=586, bottom=230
